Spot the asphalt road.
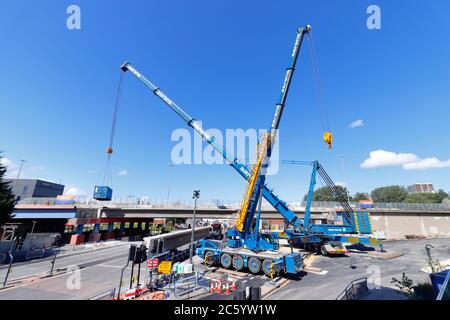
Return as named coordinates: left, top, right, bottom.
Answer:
left=0, top=241, right=146, bottom=300
left=266, top=237, right=450, bottom=300
left=0, top=238, right=448, bottom=300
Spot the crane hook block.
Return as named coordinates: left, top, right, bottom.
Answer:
left=323, top=132, right=333, bottom=149
left=107, top=147, right=113, bottom=155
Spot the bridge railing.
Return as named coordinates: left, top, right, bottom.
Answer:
left=16, top=198, right=450, bottom=211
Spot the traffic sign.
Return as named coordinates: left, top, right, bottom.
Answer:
left=147, top=258, right=159, bottom=269
left=158, top=261, right=172, bottom=274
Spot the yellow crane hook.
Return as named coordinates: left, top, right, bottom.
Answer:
left=323, top=132, right=333, bottom=149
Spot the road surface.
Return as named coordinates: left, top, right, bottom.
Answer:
left=0, top=241, right=145, bottom=300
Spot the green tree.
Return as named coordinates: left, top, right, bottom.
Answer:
left=0, top=153, right=16, bottom=226
left=404, top=190, right=449, bottom=204
left=303, top=185, right=350, bottom=202
left=371, top=185, right=408, bottom=203
left=353, top=192, right=370, bottom=202
left=436, top=189, right=450, bottom=203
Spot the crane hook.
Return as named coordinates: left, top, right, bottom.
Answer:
left=323, top=132, right=333, bottom=149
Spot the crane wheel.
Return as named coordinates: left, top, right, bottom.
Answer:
left=262, top=260, right=274, bottom=277
left=232, top=255, right=244, bottom=271
left=320, top=245, right=328, bottom=256
left=248, top=257, right=261, bottom=274
left=204, top=251, right=215, bottom=266
left=220, top=253, right=232, bottom=269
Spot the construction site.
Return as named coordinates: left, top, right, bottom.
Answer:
left=0, top=1, right=449, bottom=310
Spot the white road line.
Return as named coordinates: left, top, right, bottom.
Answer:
left=98, top=264, right=131, bottom=269
left=242, top=280, right=247, bottom=283
left=250, top=277, right=255, bottom=280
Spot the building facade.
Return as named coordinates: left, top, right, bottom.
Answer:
left=5, top=179, right=64, bottom=201
left=407, top=183, right=435, bottom=194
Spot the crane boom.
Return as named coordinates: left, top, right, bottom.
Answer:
left=234, top=25, right=311, bottom=236
left=121, top=61, right=302, bottom=229
left=120, top=26, right=311, bottom=231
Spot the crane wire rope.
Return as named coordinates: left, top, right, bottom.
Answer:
left=97, top=71, right=125, bottom=189
left=306, top=30, right=333, bottom=149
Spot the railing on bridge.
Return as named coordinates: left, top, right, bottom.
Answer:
left=16, top=197, right=450, bottom=211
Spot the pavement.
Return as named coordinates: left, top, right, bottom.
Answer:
left=265, top=237, right=450, bottom=300
left=0, top=237, right=448, bottom=300
left=0, top=241, right=145, bottom=300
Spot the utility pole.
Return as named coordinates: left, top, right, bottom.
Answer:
left=31, top=221, right=37, bottom=234
left=166, top=163, right=174, bottom=205
left=339, top=155, right=350, bottom=203
left=13, top=159, right=27, bottom=196
left=189, top=190, right=200, bottom=263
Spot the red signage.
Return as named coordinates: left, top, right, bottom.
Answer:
left=147, top=258, right=159, bottom=269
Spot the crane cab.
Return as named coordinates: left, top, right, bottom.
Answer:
left=93, top=186, right=113, bottom=201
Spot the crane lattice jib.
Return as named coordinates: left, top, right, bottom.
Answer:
left=235, top=133, right=271, bottom=232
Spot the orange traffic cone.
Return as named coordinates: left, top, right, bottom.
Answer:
left=210, top=281, right=216, bottom=293
left=231, top=277, right=237, bottom=291
left=225, top=283, right=231, bottom=295
left=216, top=280, right=222, bottom=294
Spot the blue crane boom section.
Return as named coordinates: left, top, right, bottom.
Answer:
left=121, top=61, right=303, bottom=230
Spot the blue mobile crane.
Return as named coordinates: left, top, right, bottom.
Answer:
left=118, top=24, right=384, bottom=274
left=278, top=160, right=383, bottom=255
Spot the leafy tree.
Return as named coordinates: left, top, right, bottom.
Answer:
left=436, top=189, right=450, bottom=203
left=391, top=273, right=414, bottom=296
left=303, top=185, right=350, bottom=202
left=371, top=185, right=408, bottom=203
left=0, top=153, right=16, bottom=226
left=404, top=189, right=449, bottom=204
left=353, top=192, right=370, bottom=202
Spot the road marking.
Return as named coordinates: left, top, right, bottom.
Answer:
left=307, top=269, right=328, bottom=275
left=98, top=264, right=132, bottom=269
left=242, top=280, right=247, bottom=284
left=250, top=276, right=255, bottom=280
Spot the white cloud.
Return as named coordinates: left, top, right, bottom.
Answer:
left=0, top=157, right=19, bottom=178
left=402, top=158, right=450, bottom=170
left=349, top=119, right=364, bottom=128
left=65, top=187, right=86, bottom=197
left=361, top=150, right=419, bottom=169
left=361, top=150, right=450, bottom=171
left=1, top=158, right=47, bottom=179
left=118, top=169, right=128, bottom=176
left=334, top=181, right=347, bottom=187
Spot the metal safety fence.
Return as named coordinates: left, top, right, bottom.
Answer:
left=336, top=277, right=369, bottom=300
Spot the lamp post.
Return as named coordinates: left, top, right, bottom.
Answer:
left=166, top=163, right=174, bottom=205
left=189, top=190, right=200, bottom=263
left=13, top=159, right=27, bottom=197
left=339, top=155, right=350, bottom=203
left=31, top=221, right=37, bottom=234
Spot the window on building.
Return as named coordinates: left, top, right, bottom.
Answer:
left=22, top=186, right=28, bottom=195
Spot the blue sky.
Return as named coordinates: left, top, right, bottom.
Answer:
left=1, top=0, right=449, bottom=204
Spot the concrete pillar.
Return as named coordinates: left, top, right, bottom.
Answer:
left=105, top=223, right=115, bottom=240
left=70, top=224, right=85, bottom=245
left=91, top=223, right=101, bottom=242
left=118, top=222, right=126, bottom=240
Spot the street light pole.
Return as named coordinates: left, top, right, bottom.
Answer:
left=31, top=221, right=37, bottom=234
left=339, top=155, right=350, bottom=203
left=166, top=163, right=174, bottom=205
left=189, top=190, right=200, bottom=264
left=13, top=159, right=27, bottom=196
